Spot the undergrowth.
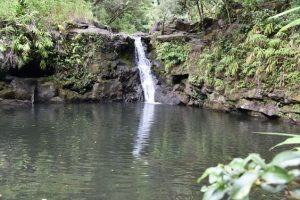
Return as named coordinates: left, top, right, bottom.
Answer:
left=156, top=41, right=191, bottom=73
left=188, top=9, right=300, bottom=91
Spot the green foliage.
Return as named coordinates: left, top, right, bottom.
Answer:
left=199, top=150, right=300, bottom=200
left=0, top=0, right=93, bottom=27
left=92, top=0, right=153, bottom=33
left=156, top=42, right=191, bottom=72
left=189, top=7, right=300, bottom=90
left=199, top=132, right=300, bottom=200
left=53, top=34, right=100, bottom=93
left=0, top=12, right=54, bottom=70
left=0, top=0, right=19, bottom=20
left=0, top=0, right=93, bottom=72
left=270, top=6, right=300, bottom=32
left=256, top=132, right=300, bottom=151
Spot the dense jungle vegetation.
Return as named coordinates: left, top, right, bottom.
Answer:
left=1, top=0, right=300, bottom=92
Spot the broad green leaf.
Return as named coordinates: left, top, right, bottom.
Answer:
left=261, top=166, right=292, bottom=184
left=197, top=169, right=210, bottom=183
left=231, top=172, right=258, bottom=200
left=244, top=154, right=266, bottom=168
left=269, top=6, right=300, bottom=19
left=255, top=132, right=299, bottom=137
left=261, top=183, right=285, bottom=193
left=228, top=158, right=245, bottom=174
left=280, top=19, right=300, bottom=32
left=271, top=151, right=300, bottom=168
left=203, top=184, right=227, bottom=200
left=198, top=166, right=222, bottom=183
left=271, top=137, right=300, bottom=149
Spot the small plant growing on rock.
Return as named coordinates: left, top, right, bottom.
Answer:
left=156, top=41, right=191, bottom=73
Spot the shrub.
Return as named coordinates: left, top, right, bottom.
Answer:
left=156, top=42, right=191, bottom=72
left=0, top=0, right=93, bottom=27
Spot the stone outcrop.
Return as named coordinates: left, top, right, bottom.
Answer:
left=0, top=21, right=144, bottom=105
left=147, top=19, right=300, bottom=123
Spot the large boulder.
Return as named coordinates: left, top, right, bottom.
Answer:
left=174, top=19, right=191, bottom=32
left=36, top=82, right=58, bottom=102
left=11, top=78, right=36, bottom=101
left=237, top=99, right=280, bottom=117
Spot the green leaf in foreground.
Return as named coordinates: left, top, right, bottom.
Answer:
left=269, top=6, right=300, bottom=19
left=271, top=151, right=300, bottom=168
left=230, top=172, right=258, bottom=200
left=272, top=136, right=300, bottom=149
left=261, top=166, right=292, bottom=184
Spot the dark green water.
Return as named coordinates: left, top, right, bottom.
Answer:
left=0, top=103, right=299, bottom=200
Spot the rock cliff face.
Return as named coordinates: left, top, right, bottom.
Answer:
left=148, top=18, right=300, bottom=123
left=1, top=18, right=300, bottom=123
left=0, top=22, right=144, bottom=105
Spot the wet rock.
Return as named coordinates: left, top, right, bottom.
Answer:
left=203, top=101, right=232, bottom=112
left=290, top=93, right=300, bottom=103
left=0, top=88, right=14, bottom=99
left=280, top=105, right=300, bottom=114
left=237, top=99, right=280, bottom=117
left=0, top=98, right=31, bottom=107
left=156, top=34, right=191, bottom=42
left=204, top=92, right=232, bottom=111
left=149, top=21, right=162, bottom=34
left=92, top=21, right=111, bottom=31
left=93, top=79, right=123, bottom=101
left=36, top=82, right=58, bottom=102
left=58, top=89, right=84, bottom=103
left=175, top=19, right=191, bottom=32
left=200, top=18, right=217, bottom=30
left=244, top=89, right=264, bottom=100
left=49, top=96, right=64, bottom=103
left=11, top=78, right=36, bottom=101
left=268, top=90, right=286, bottom=102
left=155, top=85, right=181, bottom=105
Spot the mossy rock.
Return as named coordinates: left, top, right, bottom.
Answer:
left=58, top=89, right=84, bottom=102
left=281, top=104, right=300, bottom=114
left=0, top=89, right=15, bottom=99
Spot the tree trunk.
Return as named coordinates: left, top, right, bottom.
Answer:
left=195, top=0, right=203, bottom=22
left=223, top=0, right=232, bottom=24
left=161, top=15, right=166, bottom=35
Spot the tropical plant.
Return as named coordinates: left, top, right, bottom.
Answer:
left=198, top=133, right=300, bottom=200
left=156, top=41, right=191, bottom=72
left=270, top=6, right=300, bottom=32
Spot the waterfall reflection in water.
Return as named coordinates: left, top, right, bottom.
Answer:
left=133, top=103, right=156, bottom=158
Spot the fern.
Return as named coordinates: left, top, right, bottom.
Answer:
left=156, top=42, right=191, bottom=72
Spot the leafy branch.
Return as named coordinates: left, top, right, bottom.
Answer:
left=198, top=132, right=300, bottom=200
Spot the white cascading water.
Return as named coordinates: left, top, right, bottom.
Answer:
left=134, top=37, right=156, bottom=103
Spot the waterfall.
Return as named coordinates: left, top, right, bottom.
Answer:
left=134, top=37, right=156, bottom=103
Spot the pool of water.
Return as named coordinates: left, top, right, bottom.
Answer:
left=0, top=103, right=299, bottom=200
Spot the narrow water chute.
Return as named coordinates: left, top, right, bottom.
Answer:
left=134, top=37, right=156, bottom=103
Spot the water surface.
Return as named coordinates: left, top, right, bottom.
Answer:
left=0, top=103, right=299, bottom=200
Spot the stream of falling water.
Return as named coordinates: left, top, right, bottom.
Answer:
left=134, top=37, right=156, bottom=103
